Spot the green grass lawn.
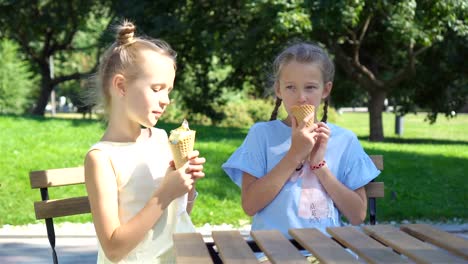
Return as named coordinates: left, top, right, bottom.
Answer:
left=0, top=112, right=467, bottom=227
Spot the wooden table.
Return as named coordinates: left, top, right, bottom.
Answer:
left=173, top=224, right=468, bottom=264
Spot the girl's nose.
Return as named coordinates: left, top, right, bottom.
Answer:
left=160, top=92, right=170, bottom=106
left=298, top=90, right=307, bottom=104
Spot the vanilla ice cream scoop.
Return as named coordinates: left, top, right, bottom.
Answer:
left=169, top=119, right=196, bottom=169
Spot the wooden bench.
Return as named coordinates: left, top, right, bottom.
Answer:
left=29, top=167, right=90, bottom=264
left=29, top=155, right=384, bottom=264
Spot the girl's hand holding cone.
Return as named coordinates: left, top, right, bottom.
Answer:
left=308, top=122, right=330, bottom=166
left=170, top=150, right=206, bottom=181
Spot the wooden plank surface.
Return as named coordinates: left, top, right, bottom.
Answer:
left=401, top=224, right=468, bottom=260
left=30, top=167, right=85, bottom=188
left=173, top=233, right=213, bottom=264
left=212, top=230, right=257, bottom=264
left=365, top=182, right=385, bottom=198
left=364, top=225, right=467, bottom=264
left=327, top=226, right=410, bottom=264
left=251, top=230, right=308, bottom=264
left=369, top=155, right=383, bottom=170
left=34, top=196, right=90, bottom=219
left=289, top=228, right=359, bottom=264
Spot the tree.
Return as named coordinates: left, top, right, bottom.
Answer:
left=0, top=1, right=111, bottom=115
left=395, top=30, right=468, bottom=123
left=305, top=0, right=468, bottom=141
left=0, top=39, right=37, bottom=114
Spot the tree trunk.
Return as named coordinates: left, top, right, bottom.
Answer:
left=368, top=89, right=387, bottom=142
left=32, top=65, right=53, bottom=116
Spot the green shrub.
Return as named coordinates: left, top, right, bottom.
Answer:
left=218, top=100, right=255, bottom=128
left=0, top=39, right=37, bottom=114
left=162, top=94, right=337, bottom=128
left=218, top=98, right=337, bottom=128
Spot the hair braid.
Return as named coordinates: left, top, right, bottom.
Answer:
left=270, top=97, right=282, bottom=121
left=320, top=98, right=329, bottom=123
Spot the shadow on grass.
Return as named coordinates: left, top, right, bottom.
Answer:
left=4, top=114, right=249, bottom=140
left=4, top=114, right=101, bottom=127
left=358, top=135, right=468, bottom=146
left=157, top=122, right=249, bottom=141
left=359, top=148, right=467, bottom=221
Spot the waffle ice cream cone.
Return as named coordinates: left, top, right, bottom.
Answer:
left=291, top=105, right=315, bottom=127
left=169, top=119, right=196, bottom=169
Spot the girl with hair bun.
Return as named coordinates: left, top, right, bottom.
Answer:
left=223, top=42, right=380, bottom=263
left=84, top=20, right=206, bottom=263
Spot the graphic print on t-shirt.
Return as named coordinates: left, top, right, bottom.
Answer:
left=290, top=164, right=332, bottom=221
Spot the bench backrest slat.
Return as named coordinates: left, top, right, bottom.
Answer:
left=34, top=196, right=90, bottom=220
left=30, top=167, right=85, bottom=188
left=370, top=155, right=383, bottom=170
left=365, top=182, right=384, bottom=198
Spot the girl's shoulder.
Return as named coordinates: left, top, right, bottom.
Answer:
left=149, top=127, right=169, bottom=139
left=250, top=120, right=288, bottom=133
left=328, top=123, right=358, bottom=141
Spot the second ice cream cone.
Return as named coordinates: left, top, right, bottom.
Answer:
left=169, top=131, right=196, bottom=169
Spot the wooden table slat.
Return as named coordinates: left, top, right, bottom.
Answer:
left=251, top=230, right=308, bottom=264
left=363, top=225, right=467, bottom=264
left=400, top=224, right=468, bottom=260
left=173, top=233, right=213, bottom=264
left=289, top=228, right=360, bottom=264
left=326, top=226, right=411, bottom=264
left=212, top=230, right=257, bottom=264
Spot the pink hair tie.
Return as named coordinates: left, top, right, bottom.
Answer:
left=310, top=160, right=326, bottom=170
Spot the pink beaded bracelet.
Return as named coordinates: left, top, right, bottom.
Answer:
left=310, top=160, right=326, bottom=170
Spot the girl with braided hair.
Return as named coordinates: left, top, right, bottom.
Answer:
left=84, top=20, right=205, bottom=263
left=223, top=42, right=380, bottom=262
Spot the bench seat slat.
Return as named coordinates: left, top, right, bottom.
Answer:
left=30, top=167, right=85, bottom=188
left=212, top=230, right=257, bottom=264
left=327, top=226, right=411, bottom=264
left=34, top=196, right=90, bottom=219
left=289, top=228, right=360, bottom=264
left=173, top=233, right=213, bottom=264
left=400, top=224, right=468, bottom=259
left=251, top=230, right=308, bottom=264
left=364, top=225, right=467, bottom=263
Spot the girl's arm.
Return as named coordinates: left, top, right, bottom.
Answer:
left=314, top=166, right=367, bottom=225
left=85, top=150, right=190, bottom=262
left=241, top=152, right=301, bottom=216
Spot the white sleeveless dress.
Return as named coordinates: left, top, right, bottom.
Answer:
left=89, top=128, right=195, bottom=264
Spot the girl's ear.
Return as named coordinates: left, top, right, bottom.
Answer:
left=322, top=81, right=333, bottom=99
left=112, top=74, right=126, bottom=96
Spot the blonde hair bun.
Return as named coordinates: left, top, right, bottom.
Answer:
left=117, top=20, right=136, bottom=46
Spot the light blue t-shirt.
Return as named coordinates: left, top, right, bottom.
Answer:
left=222, top=120, right=380, bottom=237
